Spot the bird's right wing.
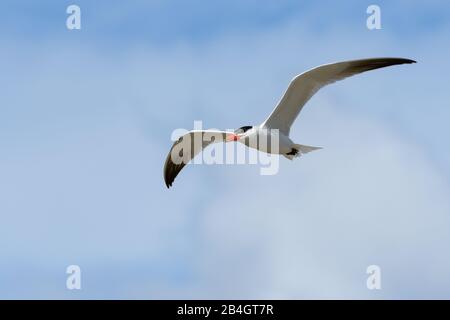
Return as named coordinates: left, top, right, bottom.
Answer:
left=261, top=58, right=416, bottom=135
left=163, top=130, right=233, bottom=188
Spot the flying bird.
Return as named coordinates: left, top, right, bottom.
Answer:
left=164, top=57, right=416, bottom=188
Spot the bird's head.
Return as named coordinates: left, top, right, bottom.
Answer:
left=226, top=125, right=254, bottom=142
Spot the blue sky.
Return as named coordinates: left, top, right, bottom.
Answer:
left=1, top=1, right=450, bottom=299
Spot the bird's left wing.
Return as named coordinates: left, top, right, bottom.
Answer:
left=262, top=58, right=416, bottom=135
left=163, top=130, right=233, bottom=188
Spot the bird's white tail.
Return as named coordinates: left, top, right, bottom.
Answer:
left=284, top=144, right=322, bottom=160
left=296, top=144, right=322, bottom=154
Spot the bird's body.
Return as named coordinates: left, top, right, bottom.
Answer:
left=237, top=126, right=289, bottom=154
left=164, top=57, right=416, bottom=188
left=237, top=126, right=314, bottom=158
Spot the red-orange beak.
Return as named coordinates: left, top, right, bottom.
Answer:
left=226, top=134, right=239, bottom=142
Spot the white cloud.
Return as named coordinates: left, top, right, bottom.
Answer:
left=196, top=99, right=450, bottom=298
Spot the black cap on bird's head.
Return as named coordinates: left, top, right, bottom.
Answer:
left=234, top=126, right=253, bottom=134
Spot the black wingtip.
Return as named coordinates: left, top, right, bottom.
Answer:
left=387, top=57, right=416, bottom=64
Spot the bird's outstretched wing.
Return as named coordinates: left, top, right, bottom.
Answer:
left=262, top=58, right=416, bottom=135
left=163, top=130, right=233, bottom=188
